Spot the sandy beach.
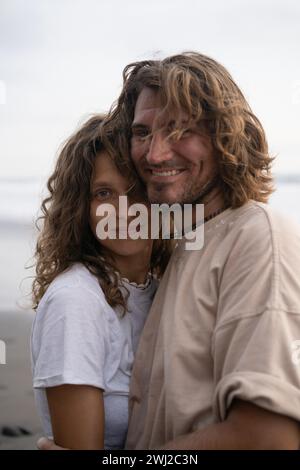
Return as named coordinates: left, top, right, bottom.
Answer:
left=0, top=310, right=43, bottom=450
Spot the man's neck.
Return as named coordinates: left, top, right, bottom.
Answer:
left=192, top=187, right=225, bottom=225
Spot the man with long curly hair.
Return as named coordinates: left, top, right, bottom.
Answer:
left=39, top=52, right=300, bottom=450
left=109, top=52, right=300, bottom=450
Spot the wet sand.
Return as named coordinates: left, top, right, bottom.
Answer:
left=0, top=310, right=43, bottom=450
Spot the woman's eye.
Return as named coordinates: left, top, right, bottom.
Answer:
left=94, top=189, right=112, bottom=200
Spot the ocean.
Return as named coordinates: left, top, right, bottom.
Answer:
left=0, top=177, right=300, bottom=313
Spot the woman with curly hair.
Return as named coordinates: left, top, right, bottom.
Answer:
left=31, top=114, right=172, bottom=450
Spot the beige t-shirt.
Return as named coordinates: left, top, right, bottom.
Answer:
left=125, top=201, right=300, bottom=450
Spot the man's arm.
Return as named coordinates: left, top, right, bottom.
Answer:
left=45, top=384, right=105, bottom=450
left=158, top=400, right=300, bottom=450
left=38, top=399, right=299, bottom=451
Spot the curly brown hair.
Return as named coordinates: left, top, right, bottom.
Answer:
left=104, top=52, right=275, bottom=207
left=32, top=114, right=172, bottom=314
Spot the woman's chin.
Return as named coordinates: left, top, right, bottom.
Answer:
left=100, top=239, right=151, bottom=258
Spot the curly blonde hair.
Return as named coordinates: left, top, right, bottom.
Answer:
left=105, top=52, right=275, bottom=207
left=32, top=114, right=172, bottom=314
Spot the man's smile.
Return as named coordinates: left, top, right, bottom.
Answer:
left=145, top=167, right=187, bottom=182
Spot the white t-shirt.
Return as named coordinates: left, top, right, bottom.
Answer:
left=30, top=262, right=158, bottom=450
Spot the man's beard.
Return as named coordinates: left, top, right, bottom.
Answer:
left=147, top=173, right=220, bottom=205
left=182, top=174, right=221, bottom=206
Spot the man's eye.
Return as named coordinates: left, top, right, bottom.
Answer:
left=132, top=128, right=150, bottom=139
left=167, top=122, right=176, bottom=133
left=166, top=122, right=192, bottom=139
left=181, top=128, right=192, bottom=137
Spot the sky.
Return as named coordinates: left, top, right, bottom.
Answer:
left=0, top=0, right=300, bottom=180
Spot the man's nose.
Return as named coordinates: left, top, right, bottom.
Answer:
left=146, top=131, right=173, bottom=166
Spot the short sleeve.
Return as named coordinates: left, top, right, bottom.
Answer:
left=31, top=284, right=110, bottom=390
left=212, top=207, right=300, bottom=422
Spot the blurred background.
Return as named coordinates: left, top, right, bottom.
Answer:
left=0, top=0, right=299, bottom=449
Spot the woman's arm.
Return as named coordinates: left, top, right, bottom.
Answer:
left=46, top=384, right=105, bottom=450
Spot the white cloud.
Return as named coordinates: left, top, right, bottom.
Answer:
left=0, top=0, right=300, bottom=177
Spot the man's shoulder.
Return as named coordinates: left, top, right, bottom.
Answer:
left=220, top=200, right=300, bottom=263
left=229, top=200, right=300, bottom=237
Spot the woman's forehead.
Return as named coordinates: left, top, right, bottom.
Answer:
left=92, top=151, right=131, bottom=187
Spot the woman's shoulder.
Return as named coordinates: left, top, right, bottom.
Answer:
left=33, top=263, right=120, bottom=342
left=38, top=263, right=108, bottom=312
